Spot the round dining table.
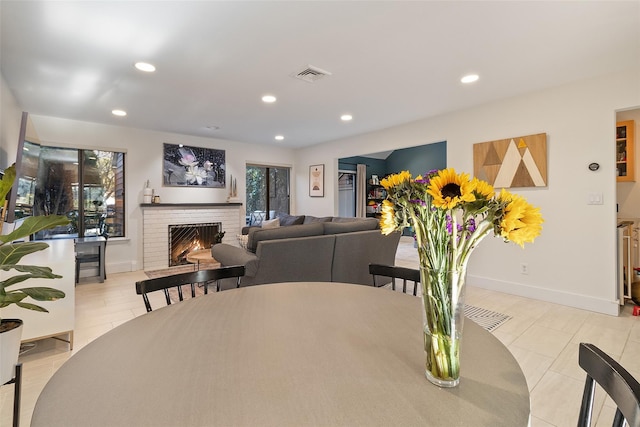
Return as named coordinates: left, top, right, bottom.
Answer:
left=32, top=282, right=530, bottom=427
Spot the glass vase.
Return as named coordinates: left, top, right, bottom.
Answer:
left=420, top=266, right=467, bottom=387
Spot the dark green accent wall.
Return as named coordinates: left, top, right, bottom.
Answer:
left=386, top=141, right=447, bottom=177
left=339, top=141, right=447, bottom=180
left=338, top=156, right=386, bottom=178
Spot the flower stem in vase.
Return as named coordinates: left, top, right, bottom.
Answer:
left=421, top=265, right=466, bottom=387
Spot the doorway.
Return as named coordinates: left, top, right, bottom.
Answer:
left=338, top=171, right=356, bottom=217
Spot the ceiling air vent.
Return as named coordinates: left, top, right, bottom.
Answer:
left=291, top=65, right=332, bottom=83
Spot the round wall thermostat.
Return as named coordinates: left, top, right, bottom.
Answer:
left=588, top=162, right=600, bottom=171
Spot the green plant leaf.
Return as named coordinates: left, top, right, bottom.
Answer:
left=15, top=301, right=49, bottom=313
left=0, top=291, right=28, bottom=305
left=0, top=164, right=16, bottom=203
left=0, top=242, right=51, bottom=265
left=19, top=287, right=65, bottom=301
left=0, top=266, right=62, bottom=290
left=0, top=215, right=69, bottom=244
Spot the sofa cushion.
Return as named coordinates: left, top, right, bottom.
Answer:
left=303, top=215, right=333, bottom=224
left=254, top=235, right=335, bottom=284
left=323, top=218, right=379, bottom=235
left=332, top=230, right=401, bottom=285
left=277, top=214, right=305, bottom=226
left=331, top=216, right=358, bottom=223
left=261, top=218, right=280, bottom=229
left=247, top=222, right=324, bottom=253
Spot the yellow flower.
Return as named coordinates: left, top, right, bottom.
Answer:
left=498, top=189, right=543, bottom=247
left=427, top=168, right=476, bottom=209
left=380, top=200, right=397, bottom=235
left=472, top=178, right=495, bottom=200
left=380, top=170, right=412, bottom=190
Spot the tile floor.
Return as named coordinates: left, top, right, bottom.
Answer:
left=1, top=236, right=639, bottom=426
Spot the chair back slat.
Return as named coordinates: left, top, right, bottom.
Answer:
left=577, top=343, right=640, bottom=427
left=136, top=266, right=245, bottom=312
left=369, top=264, right=420, bottom=296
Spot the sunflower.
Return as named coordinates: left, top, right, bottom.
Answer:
left=380, top=170, right=412, bottom=191
left=379, top=199, right=398, bottom=235
left=471, top=178, right=495, bottom=200
left=498, top=190, right=543, bottom=247
left=426, top=168, right=476, bottom=210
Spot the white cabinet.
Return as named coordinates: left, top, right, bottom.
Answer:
left=0, top=239, right=75, bottom=347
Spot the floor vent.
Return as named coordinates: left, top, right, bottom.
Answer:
left=291, top=65, right=332, bottom=83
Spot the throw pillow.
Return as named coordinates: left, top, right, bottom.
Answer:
left=236, top=234, right=249, bottom=250
left=261, top=218, right=280, bottom=229
left=277, top=214, right=305, bottom=226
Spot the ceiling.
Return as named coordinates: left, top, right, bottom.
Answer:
left=1, top=1, right=639, bottom=149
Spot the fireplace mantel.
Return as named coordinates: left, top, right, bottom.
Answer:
left=141, top=203, right=243, bottom=270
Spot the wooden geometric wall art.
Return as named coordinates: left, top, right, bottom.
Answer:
left=473, top=133, right=547, bottom=188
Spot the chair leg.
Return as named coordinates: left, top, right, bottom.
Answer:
left=13, top=363, right=22, bottom=427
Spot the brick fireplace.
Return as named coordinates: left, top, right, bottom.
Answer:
left=141, top=203, right=242, bottom=270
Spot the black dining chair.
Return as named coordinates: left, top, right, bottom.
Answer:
left=135, top=266, right=245, bottom=312
left=577, top=342, right=640, bottom=427
left=369, top=264, right=421, bottom=296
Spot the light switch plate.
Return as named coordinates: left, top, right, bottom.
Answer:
left=587, top=192, right=604, bottom=205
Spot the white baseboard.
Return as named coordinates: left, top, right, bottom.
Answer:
left=106, top=261, right=137, bottom=274
left=468, top=274, right=621, bottom=316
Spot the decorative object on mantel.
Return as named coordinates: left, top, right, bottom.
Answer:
left=163, top=143, right=225, bottom=188
left=380, top=168, right=543, bottom=387
left=143, top=180, right=154, bottom=204
left=473, top=133, right=547, bottom=188
left=227, top=174, right=240, bottom=203
left=309, top=164, right=324, bottom=197
left=213, top=231, right=226, bottom=245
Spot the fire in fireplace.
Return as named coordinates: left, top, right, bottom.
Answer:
left=169, top=222, right=220, bottom=266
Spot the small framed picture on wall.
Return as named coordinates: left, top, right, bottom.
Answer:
left=309, top=164, right=324, bottom=197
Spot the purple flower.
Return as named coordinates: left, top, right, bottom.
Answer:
left=409, top=199, right=427, bottom=207
left=467, top=218, right=476, bottom=233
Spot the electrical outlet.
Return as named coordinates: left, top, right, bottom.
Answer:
left=520, top=263, right=529, bottom=275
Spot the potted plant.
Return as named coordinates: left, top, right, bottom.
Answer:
left=0, top=165, right=69, bottom=384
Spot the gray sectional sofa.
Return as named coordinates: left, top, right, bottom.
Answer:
left=211, top=214, right=401, bottom=288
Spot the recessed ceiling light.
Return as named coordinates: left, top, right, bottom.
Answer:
left=275, top=135, right=284, bottom=141
left=262, top=95, right=277, bottom=103
left=135, top=62, right=156, bottom=72
left=206, top=126, right=220, bottom=131
left=461, top=74, right=479, bottom=84
left=112, top=109, right=127, bottom=117
left=341, top=114, right=353, bottom=121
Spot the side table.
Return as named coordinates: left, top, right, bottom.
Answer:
left=186, top=249, right=220, bottom=271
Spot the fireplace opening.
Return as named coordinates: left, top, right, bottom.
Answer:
left=169, top=222, right=221, bottom=266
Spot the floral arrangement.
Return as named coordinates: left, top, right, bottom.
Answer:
left=379, top=168, right=543, bottom=386
left=380, top=168, right=543, bottom=267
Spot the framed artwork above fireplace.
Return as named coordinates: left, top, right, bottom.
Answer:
left=163, top=143, right=225, bottom=187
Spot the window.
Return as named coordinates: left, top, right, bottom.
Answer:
left=246, top=165, right=290, bottom=225
left=24, top=145, right=126, bottom=239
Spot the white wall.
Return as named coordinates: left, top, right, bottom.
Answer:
left=296, top=70, right=640, bottom=315
left=20, top=116, right=296, bottom=274
left=0, top=74, right=22, bottom=170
